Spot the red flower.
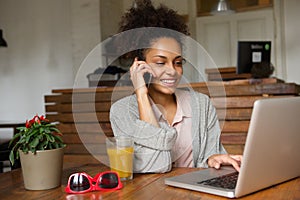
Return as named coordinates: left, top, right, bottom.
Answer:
left=39, top=115, right=49, bottom=122
left=33, top=115, right=40, bottom=124
left=25, top=115, right=49, bottom=128
left=25, top=120, right=31, bottom=128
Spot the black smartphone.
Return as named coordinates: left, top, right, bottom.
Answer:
left=143, top=73, right=152, bottom=85
left=137, top=49, right=152, bottom=85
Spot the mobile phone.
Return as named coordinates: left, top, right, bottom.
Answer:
left=143, top=73, right=152, bottom=85
left=137, top=49, right=152, bottom=85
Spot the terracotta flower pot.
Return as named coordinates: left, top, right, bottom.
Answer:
left=19, top=147, right=64, bottom=190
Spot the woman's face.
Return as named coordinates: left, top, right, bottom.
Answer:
left=145, top=37, right=184, bottom=95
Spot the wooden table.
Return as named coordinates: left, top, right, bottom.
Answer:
left=0, top=162, right=299, bottom=200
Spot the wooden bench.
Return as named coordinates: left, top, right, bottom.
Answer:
left=45, top=80, right=300, bottom=165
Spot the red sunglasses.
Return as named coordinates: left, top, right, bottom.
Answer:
left=65, top=171, right=123, bottom=194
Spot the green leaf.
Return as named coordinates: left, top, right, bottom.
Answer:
left=30, top=137, right=39, bottom=148
left=52, top=134, right=63, bottom=143
left=16, top=127, right=26, bottom=132
left=25, top=130, right=37, bottom=143
left=39, top=127, right=44, bottom=133
left=50, top=127, right=60, bottom=133
left=9, top=132, right=21, bottom=147
left=15, top=150, right=20, bottom=160
left=37, top=134, right=43, bottom=141
left=46, top=134, right=55, bottom=143
left=30, top=147, right=36, bottom=154
left=38, top=140, right=48, bottom=149
left=9, top=150, right=15, bottom=166
left=17, top=138, right=26, bottom=146
left=23, top=147, right=29, bottom=154
left=44, top=129, right=51, bottom=134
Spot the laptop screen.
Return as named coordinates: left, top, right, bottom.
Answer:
left=237, top=41, right=271, bottom=74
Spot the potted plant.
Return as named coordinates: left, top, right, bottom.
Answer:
left=9, top=114, right=66, bottom=190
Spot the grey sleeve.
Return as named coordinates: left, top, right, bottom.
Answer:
left=109, top=95, right=177, bottom=173
left=192, top=93, right=227, bottom=168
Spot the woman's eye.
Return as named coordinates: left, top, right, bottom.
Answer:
left=156, top=62, right=165, bottom=66
left=174, top=61, right=183, bottom=66
left=174, top=59, right=186, bottom=66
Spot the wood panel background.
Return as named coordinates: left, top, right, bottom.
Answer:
left=45, top=80, right=300, bottom=165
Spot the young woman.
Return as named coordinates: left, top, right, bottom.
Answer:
left=110, top=0, right=242, bottom=173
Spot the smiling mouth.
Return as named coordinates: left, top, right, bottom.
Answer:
left=160, top=79, right=177, bottom=86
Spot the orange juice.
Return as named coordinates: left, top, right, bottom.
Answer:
left=107, top=146, right=134, bottom=180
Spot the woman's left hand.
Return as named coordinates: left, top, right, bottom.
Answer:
left=207, top=154, right=243, bottom=172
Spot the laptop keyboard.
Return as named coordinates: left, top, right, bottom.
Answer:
left=197, top=172, right=239, bottom=190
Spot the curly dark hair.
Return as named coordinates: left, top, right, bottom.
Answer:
left=111, top=0, right=190, bottom=60
left=118, top=0, right=189, bottom=35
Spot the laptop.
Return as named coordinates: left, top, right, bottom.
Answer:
left=165, top=97, right=300, bottom=198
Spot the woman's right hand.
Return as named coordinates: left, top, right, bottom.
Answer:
left=130, top=58, right=155, bottom=94
left=208, top=154, right=243, bottom=172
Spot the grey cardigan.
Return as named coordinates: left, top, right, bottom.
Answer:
left=109, top=89, right=227, bottom=173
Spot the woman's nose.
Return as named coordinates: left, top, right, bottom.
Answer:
left=164, top=62, right=177, bottom=74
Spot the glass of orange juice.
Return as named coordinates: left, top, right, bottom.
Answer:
left=106, top=137, right=134, bottom=181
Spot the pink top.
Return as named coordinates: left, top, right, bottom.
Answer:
left=150, top=90, right=194, bottom=167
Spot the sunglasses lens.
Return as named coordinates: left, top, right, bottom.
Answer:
left=98, top=173, right=119, bottom=189
left=69, top=174, right=91, bottom=191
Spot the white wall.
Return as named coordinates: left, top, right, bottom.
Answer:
left=100, top=0, right=123, bottom=41
left=0, top=0, right=74, bottom=121
left=70, top=0, right=101, bottom=87
left=0, top=0, right=101, bottom=121
left=283, top=0, right=300, bottom=84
